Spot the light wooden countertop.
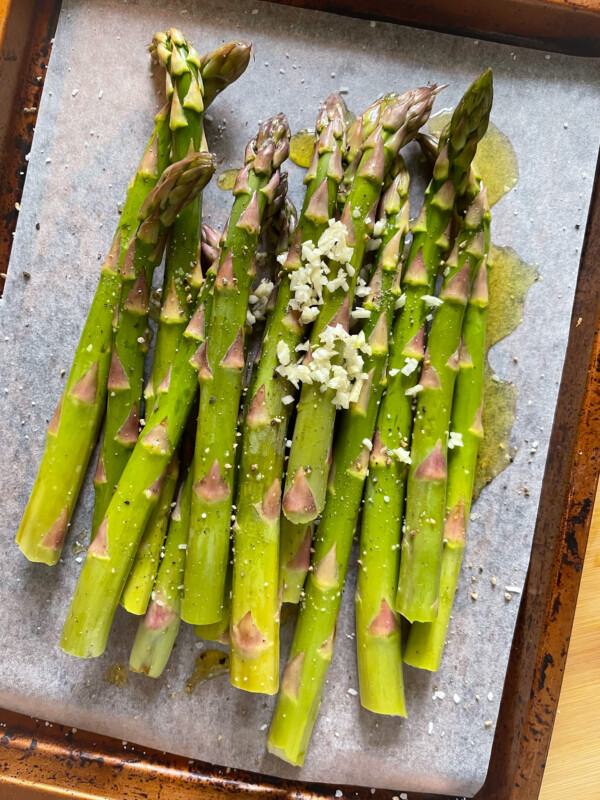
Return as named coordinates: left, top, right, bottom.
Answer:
left=539, top=486, right=600, bottom=799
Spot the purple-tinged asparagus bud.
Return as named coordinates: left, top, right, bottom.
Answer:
left=231, top=612, right=269, bottom=655
left=221, top=327, right=245, bottom=369
left=352, top=368, right=376, bottom=416
left=156, top=366, right=172, bottom=394
left=368, top=599, right=400, bottom=636
left=160, top=279, right=185, bottom=321
left=47, top=392, right=64, bottom=436
left=304, top=180, right=330, bottom=225
left=142, top=417, right=171, bottom=455
left=124, top=271, right=150, bottom=315
left=446, top=347, right=460, bottom=372
left=115, top=404, right=140, bottom=446
left=440, top=262, right=470, bottom=304
left=470, top=404, right=484, bottom=437
left=380, top=229, right=403, bottom=271
left=419, top=361, right=441, bottom=390
left=364, top=264, right=383, bottom=309
left=403, top=324, right=426, bottom=358
left=303, top=147, right=320, bottom=184
left=358, top=133, right=386, bottom=183
left=433, top=142, right=450, bottom=181
left=253, top=140, right=276, bottom=175
left=247, top=385, right=270, bottom=426
left=283, top=467, right=317, bottom=519
left=107, top=350, right=130, bottom=392
left=194, top=460, right=230, bottom=503
left=185, top=303, right=206, bottom=341
left=339, top=203, right=356, bottom=246
left=403, top=248, right=428, bottom=286
left=470, top=259, right=489, bottom=305
left=444, top=498, right=467, bottom=545
left=69, top=362, right=99, bottom=405
left=313, top=544, right=339, bottom=588
left=414, top=439, right=447, bottom=481
left=93, top=455, right=107, bottom=486
left=281, top=652, right=305, bottom=699
left=261, top=170, right=281, bottom=204
left=236, top=191, right=261, bottom=235
left=458, top=338, right=473, bottom=368
left=368, top=315, right=389, bottom=354
left=328, top=294, right=351, bottom=332
left=190, top=341, right=212, bottom=380
left=216, top=250, right=235, bottom=289
left=285, top=527, right=312, bottom=573
left=88, top=517, right=108, bottom=557
left=326, top=143, right=344, bottom=182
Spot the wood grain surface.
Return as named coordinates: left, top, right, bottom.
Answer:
left=539, top=487, right=600, bottom=800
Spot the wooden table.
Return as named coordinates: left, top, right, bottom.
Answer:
left=539, top=489, right=600, bottom=799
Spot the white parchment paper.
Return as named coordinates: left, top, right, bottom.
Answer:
left=1, top=0, right=599, bottom=795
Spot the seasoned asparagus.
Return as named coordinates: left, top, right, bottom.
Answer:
left=16, top=106, right=172, bottom=565
left=182, top=114, right=291, bottom=627
left=129, top=468, right=193, bottom=677
left=60, top=152, right=218, bottom=658
left=282, top=86, right=438, bottom=527
left=229, top=96, right=348, bottom=692
left=146, top=37, right=251, bottom=404
left=120, top=454, right=180, bottom=615
left=404, top=177, right=490, bottom=670
left=354, top=161, right=410, bottom=716
left=267, top=192, right=404, bottom=761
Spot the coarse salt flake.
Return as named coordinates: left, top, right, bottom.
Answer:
left=401, top=357, right=419, bottom=376
left=423, top=294, right=443, bottom=307
left=405, top=384, right=423, bottom=397
left=448, top=431, right=464, bottom=449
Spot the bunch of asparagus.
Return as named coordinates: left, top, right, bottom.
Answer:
left=17, top=25, right=494, bottom=767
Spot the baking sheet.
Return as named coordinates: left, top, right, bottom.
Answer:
left=1, top=0, right=599, bottom=795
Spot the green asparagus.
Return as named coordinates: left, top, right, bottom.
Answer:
left=182, top=114, right=291, bottom=627
left=267, top=198, right=403, bottom=761
left=120, top=453, right=180, bottom=615
left=404, top=178, right=490, bottom=670
left=60, top=152, right=218, bottom=658
left=282, top=86, right=438, bottom=527
left=397, top=184, right=491, bottom=624
left=16, top=106, right=172, bottom=565
left=228, top=96, right=348, bottom=691
left=129, top=468, right=193, bottom=677
left=354, top=161, right=410, bottom=716
left=146, top=37, right=251, bottom=404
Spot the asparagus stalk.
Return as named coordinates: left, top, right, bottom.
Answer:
left=16, top=108, right=172, bottom=565
left=267, top=201, right=403, bottom=763
left=354, top=162, right=410, bottom=716
left=404, top=179, right=490, bottom=670
left=282, top=86, right=438, bottom=527
left=229, top=96, right=348, bottom=692
left=130, top=468, right=193, bottom=677
left=397, top=183, right=491, bottom=624
left=120, top=453, right=180, bottom=615
left=279, top=518, right=314, bottom=604
left=354, top=73, right=492, bottom=709
left=194, top=564, right=232, bottom=644
left=60, top=153, right=218, bottom=659
left=182, top=115, right=291, bottom=626
left=146, top=37, right=252, bottom=404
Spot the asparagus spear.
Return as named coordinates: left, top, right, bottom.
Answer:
left=354, top=162, right=410, bottom=717
left=282, top=86, right=438, bottom=527
left=182, top=115, right=291, bottom=626
left=146, top=37, right=252, bottom=405
left=60, top=153, right=218, bottom=659
left=229, top=95, right=348, bottom=691
left=120, top=453, right=179, bottom=615
left=130, top=468, right=193, bottom=677
left=194, top=564, right=232, bottom=644
left=397, top=183, right=491, bottom=624
left=404, top=178, right=490, bottom=670
left=267, top=197, right=403, bottom=763
left=16, top=107, right=172, bottom=565
left=353, top=74, right=493, bottom=709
